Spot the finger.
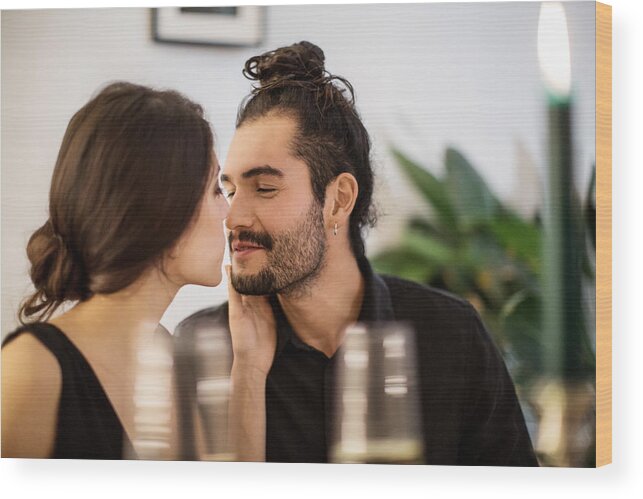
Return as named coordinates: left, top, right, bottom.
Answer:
left=226, top=265, right=243, bottom=313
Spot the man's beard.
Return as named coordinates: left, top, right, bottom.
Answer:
left=230, top=199, right=327, bottom=297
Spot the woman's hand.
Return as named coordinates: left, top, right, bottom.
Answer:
left=226, top=265, right=276, bottom=461
left=226, top=265, right=277, bottom=376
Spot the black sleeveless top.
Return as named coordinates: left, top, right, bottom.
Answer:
left=2, top=323, right=131, bottom=459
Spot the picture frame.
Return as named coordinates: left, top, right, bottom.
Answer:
left=151, top=7, right=264, bottom=47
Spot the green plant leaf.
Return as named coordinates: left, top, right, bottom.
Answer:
left=391, top=148, right=458, bottom=228
left=585, top=164, right=596, bottom=250
left=403, top=230, right=454, bottom=267
left=371, top=248, right=434, bottom=284
left=579, top=166, right=596, bottom=279
left=499, top=293, right=544, bottom=383
left=499, top=289, right=530, bottom=322
left=375, top=145, right=594, bottom=395
left=445, top=147, right=499, bottom=228
left=489, top=209, right=542, bottom=272
left=408, top=216, right=442, bottom=237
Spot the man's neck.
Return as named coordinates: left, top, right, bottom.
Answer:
left=277, top=250, right=365, bottom=357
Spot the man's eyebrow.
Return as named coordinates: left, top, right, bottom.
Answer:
left=221, top=165, right=284, bottom=184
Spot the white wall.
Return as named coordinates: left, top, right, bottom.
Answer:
left=1, top=2, right=596, bottom=335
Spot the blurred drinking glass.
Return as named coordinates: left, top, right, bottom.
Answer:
left=193, top=325, right=235, bottom=461
left=127, top=332, right=174, bottom=460
left=330, top=322, right=424, bottom=464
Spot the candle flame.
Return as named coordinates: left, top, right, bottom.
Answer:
left=537, top=2, right=572, bottom=100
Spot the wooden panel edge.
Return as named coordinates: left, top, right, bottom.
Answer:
left=595, top=0, right=612, bottom=468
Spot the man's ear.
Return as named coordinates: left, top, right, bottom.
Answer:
left=325, top=172, right=359, bottom=226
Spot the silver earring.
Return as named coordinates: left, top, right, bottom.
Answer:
left=333, top=222, right=338, bottom=236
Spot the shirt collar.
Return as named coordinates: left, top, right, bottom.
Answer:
left=270, top=256, right=396, bottom=358
left=356, top=255, right=395, bottom=323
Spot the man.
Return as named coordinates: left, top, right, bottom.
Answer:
left=175, top=41, right=538, bottom=466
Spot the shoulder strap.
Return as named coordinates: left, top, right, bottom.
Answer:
left=3, top=322, right=84, bottom=374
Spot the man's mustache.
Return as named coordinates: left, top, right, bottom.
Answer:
left=229, top=229, right=274, bottom=252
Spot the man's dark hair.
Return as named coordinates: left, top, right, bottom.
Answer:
left=237, top=41, right=377, bottom=258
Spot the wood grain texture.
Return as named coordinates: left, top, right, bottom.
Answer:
left=595, top=1, right=612, bottom=467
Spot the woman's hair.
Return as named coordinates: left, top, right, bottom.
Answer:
left=237, top=41, right=377, bottom=258
left=20, top=81, right=214, bottom=323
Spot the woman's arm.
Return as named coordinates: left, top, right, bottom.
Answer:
left=228, top=362, right=269, bottom=461
left=225, top=266, right=276, bottom=462
left=1, top=333, right=61, bottom=458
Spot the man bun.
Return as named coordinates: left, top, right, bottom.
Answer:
left=242, top=41, right=355, bottom=111
left=243, top=41, right=327, bottom=90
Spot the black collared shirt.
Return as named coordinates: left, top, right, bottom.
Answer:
left=175, top=258, right=538, bottom=466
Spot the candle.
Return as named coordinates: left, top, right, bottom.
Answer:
left=538, top=2, right=585, bottom=380
left=538, top=3, right=572, bottom=104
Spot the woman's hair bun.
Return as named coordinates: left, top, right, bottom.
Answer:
left=20, top=220, right=89, bottom=322
left=243, top=41, right=328, bottom=90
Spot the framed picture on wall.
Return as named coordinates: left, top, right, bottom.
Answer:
left=151, top=7, right=264, bottom=47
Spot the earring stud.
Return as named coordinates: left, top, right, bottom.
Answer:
left=333, top=222, right=338, bottom=236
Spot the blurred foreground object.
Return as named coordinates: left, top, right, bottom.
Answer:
left=194, top=325, right=235, bottom=461
left=127, top=333, right=174, bottom=460
left=536, top=1, right=595, bottom=467
left=330, top=323, right=423, bottom=464
left=532, top=379, right=595, bottom=467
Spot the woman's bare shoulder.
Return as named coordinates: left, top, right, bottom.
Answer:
left=1, top=331, right=62, bottom=458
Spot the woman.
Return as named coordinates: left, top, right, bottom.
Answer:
left=1, top=81, right=273, bottom=459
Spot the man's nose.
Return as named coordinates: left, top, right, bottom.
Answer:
left=225, top=194, right=255, bottom=231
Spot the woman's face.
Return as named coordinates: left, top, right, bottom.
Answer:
left=166, top=159, right=229, bottom=287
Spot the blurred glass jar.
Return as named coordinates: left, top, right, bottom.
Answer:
left=330, top=322, right=424, bottom=464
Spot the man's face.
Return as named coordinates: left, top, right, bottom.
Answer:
left=222, top=114, right=327, bottom=296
